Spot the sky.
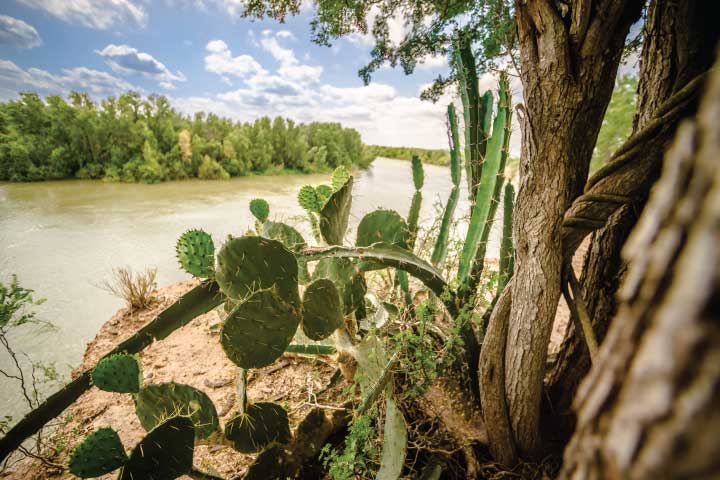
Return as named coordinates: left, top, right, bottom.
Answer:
left=0, top=0, right=462, bottom=149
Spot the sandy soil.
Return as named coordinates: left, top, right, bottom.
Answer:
left=9, top=281, right=344, bottom=480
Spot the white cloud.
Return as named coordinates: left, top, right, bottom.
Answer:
left=96, top=44, right=186, bottom=88
left=0, top=59, right=136, bottom=100
left=16, top=0, right=146, bottom=30
left=204, top=40, right=266, bottom=78
left=192, top=32, right=457, bottom=148
left=159, top=81, right=176, bottom=90
left=0, top=15, right=42, bottom=49
left=416, top=53, right=448, bottom=70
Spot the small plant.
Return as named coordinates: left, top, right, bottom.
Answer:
left=99, top=266, right=158, bottom=310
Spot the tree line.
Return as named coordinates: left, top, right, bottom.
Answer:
left=0, top=92, right=372, bottom=183
left=364, top=144, right=450, bottom=165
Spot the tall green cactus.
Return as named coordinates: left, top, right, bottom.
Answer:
left=457, top=72, right=511, bottom=285
left=431, top=104, right=462, bottom=266
left=497, top=182, right=515, bottom=294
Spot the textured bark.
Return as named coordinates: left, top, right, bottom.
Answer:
left=559, top=58, right=720, bottom=478
left=504, top=0, right=642, bottom=459
left=546, top=0, right=720, bottom=443
left=478, top=284, right=516, bottom=465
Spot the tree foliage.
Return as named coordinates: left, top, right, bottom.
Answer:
left=591, top=75, right=638, bottom=172
left=0, top=92, right=369, bottom=183
left=241, top=0, right=516, bottom=99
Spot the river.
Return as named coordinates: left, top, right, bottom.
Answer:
left=0, top=157, right=502, bottom=421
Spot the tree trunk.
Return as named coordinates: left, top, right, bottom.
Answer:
left=559, top=56, right=720, bottom=478
left=502, top=0, right=642, bottom=459
left=545, top=0, right=720, bottom=443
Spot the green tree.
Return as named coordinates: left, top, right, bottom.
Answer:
left=591, top=75, right=638, bottom=172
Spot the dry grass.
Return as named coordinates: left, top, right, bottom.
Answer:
left=99, top=267, right=158, bottom=310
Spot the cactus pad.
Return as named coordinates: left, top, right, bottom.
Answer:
left=262, top=221, right=307, bottom=250
left=302, top=279, right=343, bottom=340
left=249, top=198, right=270, bottom=222
left=411, top=156, right=424, bottom=190
left=119, top=416, right=194, bottom=480
left=313, top=258, right=366, bottom=315
left=221, top=290, right=300, bottom=369
left=91, top=354, right=141, bottom=394
left=68, top=427, right=127, bottom=478
left=244, top=445, right=287, bottom=480
left=356, top=209, right=409, bottom=249
left=135, top=382, right=219, bottom=441
left=176, top=229, right=215, bottom=278
left=297, top=185, right=321, bottom=213
left=224, top=402, right=291, bottom=453
left=331, top=165, right=351, bottom=191
left=315, top=184, right=333, bottom=206
left=320, top=176, right=353, bottom=245
left=215, top=236, right=300, bottom=307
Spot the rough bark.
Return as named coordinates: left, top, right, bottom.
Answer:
left=503, top=0, right=642, bottom=459
left=559, top=57, right=720, bottom=478
left=478, top=284, right=516, bottom=465
left=546, top=0, right=720, bottom=443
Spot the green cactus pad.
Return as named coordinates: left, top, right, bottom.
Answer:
left=301, top=279, right=343, bottom=340
left=135, top=382, right=219, bottom=441
left=244, top=445, right=287, bottom=480
left=68, top=427, right=127, bottom=478
left=262, top=221, right=307, bottom=250
left=411, top=156, right=424, bottom=190
left=313, top=258, right=366, bottom=315
left=331, top=166, right=351, bottom=191
left=176, top=229, right=215, bottom=278
left=91, top=354, right=141, bottom=394
left=262, top=221, right=309, bottom=283
left=221, top=290, right=300, bottom=369
left=315, top=184, right=333, bottom=206
left=119, top=416, right=194, bottom=480
left=249, top=198, right=270, bottom=222
left=224, top=402, right=291, bottom=453
left=215, top=236, right=300, bottom=307
left=297, top=185, right=321, bottom=213
left=356, top=209, right=409, bottom=249
left=320, top=177, right=353, bottom=245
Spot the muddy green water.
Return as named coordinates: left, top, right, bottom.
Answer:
left=0, top=158, right=500, bottom=421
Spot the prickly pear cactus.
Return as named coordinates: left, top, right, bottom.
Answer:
left=176, top=229, right=215, bottom=278
left=215, top=236, right=300, bottom=307
left=302, top=279, right=343, bottom=340
left=244, top=445, right=287, bottom=479
left=313, top=257, right=366, bottom=316
left=249, top=198, right=270, bottom=223
left=262, top=221, right=306, bottom=251
left=224, top=402, right=291, bottom=453
left=331, top=165, right=350, bottom=191
left=68, top=427, right=127, bottom=478
left=221, top=290, right=300, bottom=369
left=298, top=185, right=322, bottom=213
left=91, top=354, right=142, bottom=394
left=315, top=184, right=333, bottom=205
left=356, top=209, right=409, bottom=249
left=320, top=177, right=353, bottom=245
left=134, top=382, right=220, bottom=441
left=118, top=416, right=194, bottom=480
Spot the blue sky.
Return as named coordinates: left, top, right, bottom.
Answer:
left=0, top=0, right=456, bottom=148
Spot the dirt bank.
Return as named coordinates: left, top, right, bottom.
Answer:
left=9, top=281, right=344, bottom=480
